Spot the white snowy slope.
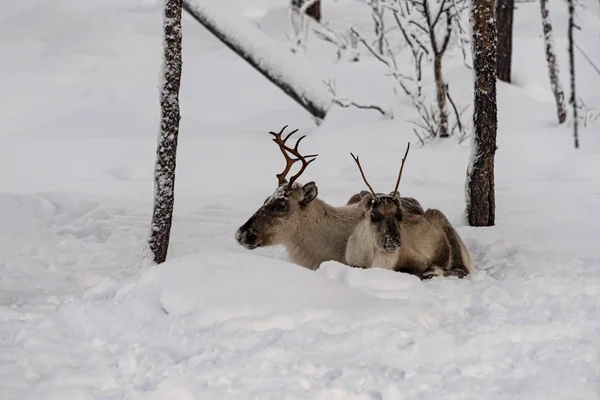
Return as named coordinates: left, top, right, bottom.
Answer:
left=1, top=0, right=600, bottom=399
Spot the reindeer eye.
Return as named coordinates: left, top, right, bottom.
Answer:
left=272, top=201, right=288, bottom=212
left=396, top=212, right=403, bottom=221
left=370, top=212, right=382, bottom=223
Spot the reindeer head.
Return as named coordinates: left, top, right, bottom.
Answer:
left=351, top=143, right=411, bottom=253
left=235, top=126, right=318, bottom=250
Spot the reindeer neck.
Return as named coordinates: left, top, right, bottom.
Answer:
left=285, top=197, right=363, bottom=270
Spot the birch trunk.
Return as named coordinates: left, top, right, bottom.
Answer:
left=148, top=0, right=183, bottom=264
left=434, top=55, right=449, bottom=138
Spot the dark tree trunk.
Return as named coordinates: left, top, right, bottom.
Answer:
left=292, top=0, right=321, bottom=22
left=540, top=0, right=567, bottom=124
left=183, top=1, right=329, bottom=120
left=495, top=0, right=514, bottom=82
left=467, top=0, right=498, bottom=227
left=567, top=0, right=579, bottom=148
left=148, top=0, right=183, bottom=264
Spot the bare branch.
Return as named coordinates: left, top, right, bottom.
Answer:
left=324, top=80, right=391, bottom=117
left=350, top=27, right=391, bottom=66
left=446, top=84, right=463, bottom=133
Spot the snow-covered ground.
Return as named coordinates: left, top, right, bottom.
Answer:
left=1, top=0, right=600, bottom=399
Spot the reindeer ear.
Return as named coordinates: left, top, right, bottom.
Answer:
left=300, top=182, right=318, bottom=206
left=360, top=192, right=375, bottom=211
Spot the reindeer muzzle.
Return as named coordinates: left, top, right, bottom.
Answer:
left=235, top=226, right=262, bottom=250
left=382, top=235, right=401, bottom=253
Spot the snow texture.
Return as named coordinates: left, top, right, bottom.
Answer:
left=1, top=0, right=600, bottom=399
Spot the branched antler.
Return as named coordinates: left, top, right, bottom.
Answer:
left=269, top=125, right=318, bottom=186
left=392, top=142, right=411, bottom=195
left=350, top=153, right=377, bottom=197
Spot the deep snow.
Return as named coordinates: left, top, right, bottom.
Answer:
left=1, top=0, right=600, bottom=399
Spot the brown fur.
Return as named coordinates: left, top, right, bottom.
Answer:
left=345, top=192, right=473, bottom=279
left=235, top=183, right=427, bottom=271
left=236, top=181, right=366, bottom=270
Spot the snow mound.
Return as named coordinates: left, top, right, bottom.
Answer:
left=118, top=252, right=386, bottom=322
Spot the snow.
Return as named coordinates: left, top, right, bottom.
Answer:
left=1, top=0, right=600, bottom=399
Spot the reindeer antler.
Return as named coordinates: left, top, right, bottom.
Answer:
left=392, top=142, right=411, bottom=195
left=269, top=125, right=318, bottom=186
left=350, top=153, right=377, bottom=197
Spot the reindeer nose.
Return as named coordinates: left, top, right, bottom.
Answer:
left=235, top=227, right=259, bottom=248
left=245, top=230, right=258, bottom=244
left=382, top=235, right=401, bottom=253
left=235, top=228, right=244, bottom=243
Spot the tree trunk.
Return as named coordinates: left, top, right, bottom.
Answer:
left=466, top=0, right=498, bottom=227
left=148, top=0, right=183, bottom=265
left=183, top=0, right=330, bottom=121
left=540, top=0, right=567, bottom=124
left=495, top=0, right=514, bottom=82
left=292, top=0, right=321, bottom=22
left=567, top=0, right=579, bottom=148
left=434, top=55, right=449, bottom=138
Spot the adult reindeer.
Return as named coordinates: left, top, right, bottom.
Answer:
left=235, top=126, right=425, bottom=270
left=345, top=143, right=473, bottom=279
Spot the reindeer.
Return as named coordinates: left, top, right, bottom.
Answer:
left=345, top=143, right=474, bottom=280
left=235, top=126, right=425, bottom=270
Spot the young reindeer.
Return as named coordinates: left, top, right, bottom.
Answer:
left=235, top=126, right=425, bottom=270
left=345, top=144, right=474, bottom=280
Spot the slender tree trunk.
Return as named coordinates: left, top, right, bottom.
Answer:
left=292, top=0, right=321, bottom=22
left=148, top=0, right=183, bottom=264
left=495, top=0, right=514, bottom=82
left=540, top=0, right=567, bottom=124
left=466, top=0, right=498, bottom=227
left=567, top=0, right=579, bottom=148
left=434, top=55, right=449, bottom=138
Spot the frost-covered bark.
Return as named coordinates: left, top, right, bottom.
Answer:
left=495, top=0, right=514, bottom=82
left=466, top=0, right=498, bottom=227
left=183, top=0, right=331, bottom=121
left=540, top=0, right=567, bottom=124
left=149, top=0, right=183, bottom=264
left=567, top=0, right=579, bottom=148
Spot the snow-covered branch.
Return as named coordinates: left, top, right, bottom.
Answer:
left=183, top=0, right=332, bottom=121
